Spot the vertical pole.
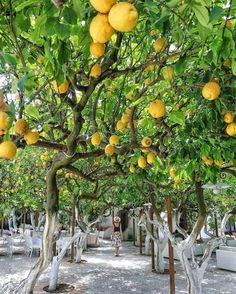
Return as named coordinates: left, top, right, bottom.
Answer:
left=139, top=210, right=142, bottom=255
left=1, top=217, right=4, bottom=236
left=23, top=211, right=26, bottom=233
left=71, top=197, right=76, bottom=261
left=167, top=194, right=175, bottom=294
left=150, top=209, right=155, bottom=270
left=215, top=213, right=219, bottom=237
left=133, top=217, right=136, bottom=246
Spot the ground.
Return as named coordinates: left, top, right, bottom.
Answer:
left=0, top=241, right=236, bottom=294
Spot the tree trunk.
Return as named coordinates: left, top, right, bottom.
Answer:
left=30, top=212, right=36, bottom=232
left=145, top=234, right=151, bottom=255
left=153, top=236, right=168, bottom=274
left=1, top=211, right=58, bottom=294
left=48, top=256, right=60, bottom=292
left=36, top=212, right=46, bottom=231
left=48, top=231, right=81, bottom=291
left=179, top=253, right=202, bottom=294
left=75, top=232, right=87, bottom=263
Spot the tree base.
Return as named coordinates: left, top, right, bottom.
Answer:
left=43, top=284, right=75, bottom=293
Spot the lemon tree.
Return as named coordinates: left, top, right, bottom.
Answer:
left=0, top=0, right=235, bottom=293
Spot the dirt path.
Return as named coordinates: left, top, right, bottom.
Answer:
left=0, top=241, right=236, bottom=293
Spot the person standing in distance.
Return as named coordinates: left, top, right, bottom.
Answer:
left=112, top=216, right=122, bottom=256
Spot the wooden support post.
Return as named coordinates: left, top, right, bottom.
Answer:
left=150, top=209, right=155, bottom=270
left=23, top=211, right=26, bottom=233
left=133, top=217, right=136, bottom=246
left=1, top=217, right=4, bottom=236
left=215, top=213, right=219, bottom=237
left=71, top=198, right=76, bottom=262
left=167, top=194, right=175, bottom=294
left=139, top=210, right=142, bottom=255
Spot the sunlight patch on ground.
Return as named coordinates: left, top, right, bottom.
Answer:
left=87, top=256, right=148, bottom=270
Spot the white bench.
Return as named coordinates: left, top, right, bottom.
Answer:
left=216, top=246, right=236, bottom=272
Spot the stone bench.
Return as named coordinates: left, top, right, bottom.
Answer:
left=216, top=246, right=236, bottom=272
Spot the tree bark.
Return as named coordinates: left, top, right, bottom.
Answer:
left=48, top=231, right=81, bottom=291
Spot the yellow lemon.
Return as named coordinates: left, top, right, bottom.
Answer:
left=169, top=167, right=176, bottom=178
left=121, top=113, right=130, bottom=124
left=129, top=164, right=135, bottom=173
left=90, top=63, right=102, bottom=78
left=144, top=64, right=155, bottom=72
left=153, top=38, right=167, bottom=53
left=109, top=134, right=119, bottom=145
left=126, top=91, right=133, bottom=100
left=105, top=144, right=115, bottom=156
left=0, top=111, right=9, bottom=132
left=0, top=141, right=17, bottom=160
left=108, top=2, right=138, bottom=32
left=24, top=131, right=39, bottom=145
left=224, top=112, right=234, bottom=124
left=144, top=78, right=152, bottom=86
left=141, top=137, right=152, bottom=147
left=147, top=152, right=155, bottom=164
left=162, top=66, right=175, bottom=81
left=91, top=132, right=102, bottom=145
left=226, top=122, right=236, bottom=136
left=53, top=80, right=69, bottom=94
left=214, top=160, right=224, bottom=166
left=90, top=14, right=114, bottom=43
left=201, top=156, right=213, bottom=166
left=90, top=0, right=116, bottom=13
left=116, top=120, right=126, bottom=131
left=202, top=82, right=221, bottom=100
left=149, top=100, right=166, bottom=118
left=90, top=42, right=105, bottom=58
left=138, top=156, right=147, bottom=169
left=14, top=119, right=28, bottom=135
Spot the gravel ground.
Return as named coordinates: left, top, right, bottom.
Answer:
left=0, top=241, right=236, bottom=294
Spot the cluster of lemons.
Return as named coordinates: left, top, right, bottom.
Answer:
left=0, top=91, right=39, bottom=160
left=89, top=0, right=138, bottom=78
left=202, top=81, right=236, bottom=136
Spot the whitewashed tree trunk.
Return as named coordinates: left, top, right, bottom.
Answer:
left=30, top=212, right=36, bottom=232
left=48, top=231, right=81, bottom=291
left=154, top=236, right=168, bottom=273
left=36, top=213, right=46, bottom=232
left=75, top=232, right=87, bottom=263
left=145, top=234, right=151, bottom=255
left=1, top=211, right=57, bottom=294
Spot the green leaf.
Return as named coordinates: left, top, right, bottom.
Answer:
left=174, top=57, right=188, bottom=75
left=191, top=4, right=212, bottom=29
left=3, top=54, right=17, bottom=66
left=62, top=7, right=78, bottom=25
left=25, top=105, right=40, bottom=119
left=169, top=111, right=185, bottom=126
left=232, top=58, right=236, bottom=76
left=15, top=0, right=38, bottom=12
left=209, top=6, right=224, bottom=22
left=54, top=23, right=71, bottom=39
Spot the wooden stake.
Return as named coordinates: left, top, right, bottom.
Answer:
left=71, top=197, right=76, bottom=262
left=167, top=194, right=175, bottom=294
left=139, top=209, right=142, bottom=255
left=150, top=209, right=155, bottom=270
left=133, top=217, right=136, bottom=246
